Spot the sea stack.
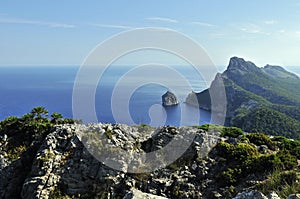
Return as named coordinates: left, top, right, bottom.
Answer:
left=162, top=91, right=179, bottom=106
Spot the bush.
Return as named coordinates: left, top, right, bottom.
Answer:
left=219, top=168, right=242, bottom=185
left=276, top=150, right=297, bottom=170
left=197, top=124, right=224, bottom=132
left=246, top=133, right=275, bottom=150
left=272, top=136, right=300, bottom=159
left=216, top=141, right=258, bottom=162
left=253, top=154, right=283, bottom=173
left=221, top=127, right=244, bottom=138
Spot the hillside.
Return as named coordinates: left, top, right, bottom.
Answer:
left=186, top=57, right=300, bottom=139
left=0, top=108, right=300, bottom=198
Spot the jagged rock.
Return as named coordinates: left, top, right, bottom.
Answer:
left=288, top=194, right=300, bottom=199
left=233, top=190, right=281, bottom=199
left=123, top=189, right=168, bottom=199
left=227, top=57, right=260, bottom=74
left=0, top=122, right=296, bottom=199
left=162, top=91, right=179, bottom=106
left=17, top=124, right=219, bottom=198
left=233, top=190, right=268, bottom=199
left=267, top=191, right=281, bottom=199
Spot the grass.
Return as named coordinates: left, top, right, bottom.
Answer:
left=256, top=170, right=300, bottom=198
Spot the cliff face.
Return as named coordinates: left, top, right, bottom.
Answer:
left=0, top=124, right=220, bottom=199
left=186, top=57, right=300, bottom=139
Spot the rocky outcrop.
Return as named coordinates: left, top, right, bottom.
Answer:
left=0, top=123, right=299, bottom=198
left=123, top=189, right=168, bottom=199
left=0, top=124, right=221, bottom=199
left=162, top=91, right=179, bottom=106
left=233, top=190, right=280, bottom=199
left=288, top=194, right=300, bottom=199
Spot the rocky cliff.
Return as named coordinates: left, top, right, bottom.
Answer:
left=1, top=121, right=299, bottom=199
left=186, top=57, right=300, bottom=139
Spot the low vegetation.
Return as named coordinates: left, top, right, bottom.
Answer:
left=198, top=124, right=245, bottom=138
left=241, top=108, right=300, bottom=140
left=213, top=131, right=300, bottom=197
left=0, top=106, right=79, bottom=162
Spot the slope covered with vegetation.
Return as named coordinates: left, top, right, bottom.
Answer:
left=188, top=57, right=300, bottom=139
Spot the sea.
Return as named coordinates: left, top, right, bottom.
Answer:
left=0, top=65, right=213, bottom=127
left=0, top=65, right=299, bottom=127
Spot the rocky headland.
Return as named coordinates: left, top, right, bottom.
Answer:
left=185, top=57, right=300, bottom=140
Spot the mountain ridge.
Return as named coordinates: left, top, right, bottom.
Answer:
left=186, top=57, right=300, bottom=139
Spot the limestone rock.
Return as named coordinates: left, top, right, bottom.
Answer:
left=162, top=91, right=179, bottom=106
left=0, top=122, right=293, bottom=199
left=123, top=189, right=168, bottom=199
left=233, top=190, right=268, bottom=199
left=267, top=191, right=281, bottom=199
left=288, top=194, right=300, bottom=199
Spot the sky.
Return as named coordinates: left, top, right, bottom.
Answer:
left=1, top=0, right=300, bottom=69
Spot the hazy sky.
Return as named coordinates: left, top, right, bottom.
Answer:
left=1, top=1, right=300, bottom=68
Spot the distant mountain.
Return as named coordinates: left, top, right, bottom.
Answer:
left=263, top=64, right=299, bottom=79
left=186, top=57, right=300, bottom=139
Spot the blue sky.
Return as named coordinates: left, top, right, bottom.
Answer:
left=1, top=0, right=300, bottom=68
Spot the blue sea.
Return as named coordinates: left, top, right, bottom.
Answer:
left=1, top=65, right=299, bottom=126
left=0, top=65, right=212, bottom=126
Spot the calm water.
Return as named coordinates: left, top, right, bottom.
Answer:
left=1, top=65, right=298, bottom=126
left=0, top=65, right=212, bottom=126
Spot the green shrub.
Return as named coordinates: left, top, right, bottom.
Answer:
left=221, top=127, right=244, bottom=138
left=272, top=136, right=300, bottom=159
left=246, top=133, right=275, bottom=150
left=276, top=150, right=297, bottom=170
left=197, top=124, right=224, bottom=132
left=253, top=154, right=283, bottom=173
left=219, top=168, right=241, bottom=185
left=216, top=141, right=258, bottom=162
